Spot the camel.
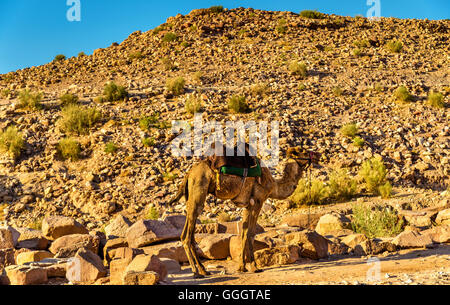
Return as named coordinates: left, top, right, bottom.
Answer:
left=168, top=146, right=320, bottom=278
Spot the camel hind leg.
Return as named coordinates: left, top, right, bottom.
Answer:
left=181, top=176, right=211, bottom=278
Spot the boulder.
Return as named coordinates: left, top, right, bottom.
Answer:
left=159, top=258, right=182, bottom=274
left=315, top=213, right=352, bottom=236
left=104, top=215, right=132, bottom=239
left=141, top=241, right=188, bottom=263
left=49, top=234, right=100, bottom=258
left=0, top=228, right=14, bottom=249
left=26, top=258, right=69, bottom=278
left=341, top=234, right=369, bottom=249
left=392, top=230, right=434, bottom=249
left=284, top=230, right=329, bottom=260
left=229, top=235, right=269, bottom=261
left=66, top=248, right=106, bottom=284
left=126, top=220, right=180, bottom=248
left=436, top=209, right=450, bottom=226
left=281, top=213, right=324, bottom=230
left=16, top=228, right=49, bottom=250
left=126, top=254, right=167, bottom=281
left=5, top=265, right=48, bottom=285
left=103, top=237, right=128, bottom=265
left=0, top=248, right=15, bottom=268
left=122, top=270, right=159, bottom=285
left=16, top=251, right=53, bottom=265
left=109, top=248, right=142, bottom=285
left=162, top=214, right=186, bottom=231
left=399, top=210, right=433, bottom=227
left=197, top=234, right=232, bottom=260
left=254, top=245, right=300, bottom=268
left=42, top=216, right=88, bottom=240
left=422, top=226, right=450, bottom=244
left=217, top=221, right=265, bottom=235
left=327, top=238, right=349, bottom=255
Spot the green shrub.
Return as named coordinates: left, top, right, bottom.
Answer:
left=228, top=95, right=250, bottom=113
left=105, top=142, right=118, bottom=154
left=288, top=61, right=307, bottom=78
left=427, top=91, right=445, bottom=108
left=209, top=5, right=224, bottom=13
left=54, top=54, right=66, bottom=62
left=18, top=89, right=43, bottom=110
left=360, top=156, right=387, bottom=195
left=290, top=178, right=329, bottom=206
left=58, top=104, right=101, bottom=135
left=28, top=217, right=43, bottom=231
left=142, top=137, right=156, bottom=147
left=1, top=89, right=11, bottom=98
left=299, top=10, right=325, bottom=19
left=353, top=39, right=370, bottom=48
left=78, top=52, right=86, bottom=57
left=59, top=93, right=79, bottom=106
left=129, top=51, right=144, bottom=60
left=103, top=82, right=128, bottom=102
left=328, top=169, right=357, bottom=202
left=166, top=77, right=185, bottom=96
left=351, top=203, right=403, bottom=238
left=161, top=57, right=175, bottom=71
left=393, top=86, right=413, bottom=103
left=250, top=83, right=269, bottom=97
left=352, top=48, right=362, bottom=57
left=162, top=32, right=178, bottom=43
left=379, top=181, right=393, bottom=199
left=193, top=71, right=203, bottom=83
left=57, top=137, right=81, bottom=161
left=276, top=19, right=287, bottom=34
left=0, top=126, right=24, bottom=159
left=386, top=40, right=403, bottom=53
left=340, top=123, right=358, bottom=138
left=352, top=136, right=365, bottom=148
left=139, top=113, right=170, bottom=130
left=145, top=206, right=160, bottom=220
left=185, top=96, right=203, bottom=115
left=333, top=87, right=344, bottom=96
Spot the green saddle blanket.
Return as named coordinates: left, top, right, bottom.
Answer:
left=220, top=162, right=262, bottom=177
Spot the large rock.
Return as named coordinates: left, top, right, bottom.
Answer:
left=0, top=248, right=15, bottom=268
left=422, top=226, right=450, bottom=244
left=126, top=254, right=167, bottom=281
left=436, top=209, right=450, bottom=226
left=159, top=258, right=182, bottom=274
left=126, top=220, right=180, bottom=248
left=197, top=234, right=232, bottom=260
left=341, top=234, right=369, bottom=249
left=25, top=258, right=69, bottom=278
left=42, top=216, right=88, bottom=240
left=284, top=230, right=329, bottom=260
left=217, top=221, right=265, bottom=235
left=399, top=210, right=433, bottom=227
left=162, top=214, right=187, bottom=231
left=16, top=228, right=49, bottom=250
left=254, top=245, right=300, bottom=268
left=49, top=234, right=100, bottom=258
left=16, top=251, right=53, bottom=265
left=315, top=213, right=352, bottom=236
left=104, top=215, right=132, bottom=239
left=141, top=241, right=188, bottom=263
left=5, top=265, right=48, bottom=285
left=229, top=236, right=269, bottom=261
left=0, top=228, right=14, bottom=249
left=109, top=248, right=143, bottom=285
left=122, top=270, right=159, bottom=285
left=66, top=248, right=106, bottom=284
left=392, top=230, right=434, bottom=249
left=103, top=238, right=129, bottom=265
left=282, top=213, right=324, bottom=230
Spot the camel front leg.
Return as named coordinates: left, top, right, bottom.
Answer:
left=245, top=199, right=263, bottom=273
left=238, top=207, right=251, bottom=272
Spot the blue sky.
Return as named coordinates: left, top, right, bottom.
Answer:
left=0, top=0, right=448, bottom=74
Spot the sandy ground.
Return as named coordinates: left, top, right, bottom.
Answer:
left=166, top=244, right=450, bottom=285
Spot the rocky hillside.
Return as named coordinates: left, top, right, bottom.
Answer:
left=0, top=7, right=449, bottom=230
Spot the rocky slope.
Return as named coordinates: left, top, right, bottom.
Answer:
left=0, top=7, right=449, bottom=230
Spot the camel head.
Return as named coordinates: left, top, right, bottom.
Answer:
left=286, top=146, right=321, bottom=169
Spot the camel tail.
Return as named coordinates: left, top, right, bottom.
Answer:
left=168, top=175, right=188, bottom=206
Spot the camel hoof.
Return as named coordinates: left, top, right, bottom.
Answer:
left=253, top=268, right=263, bottom=273
left=193, top=273, right=205, bottom=279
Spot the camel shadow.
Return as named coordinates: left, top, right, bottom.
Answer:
left=167, top=268, right=239, bottom=285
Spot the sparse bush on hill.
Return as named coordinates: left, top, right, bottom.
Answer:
left=59, top=93, right=79, bottom=106
left=288, top=61, right=307, bottom=78
left=57, top=137, right=81, bottom=161
left=333, top=87, right=344, bottom=96
left=386, top=40, right=403, bottom=53
left=427, top=91, right=445, bottom=108
left=193, top=71, right=203, bottom=84
left=18, top=89, right=43, bottom=110
left=328, top=169, right=357, bottom=202
left=102, top=82, right=128, bottom=102
left=145, top=205, right=160, bottom=220
left=379, top=181, right=393, bottom=199
left=209, top=5, right=224, bottom=13
left=393, top=86, right=413, bottom=103
left=299, top=10, right=325, bottom=19
left=54, top=54, right=66, bottom=62
left=1, top=89, right=11, bottom=98
left=105, top=142, right=118, bottom=154
left=0, top=126, right=24, bottom=159
left=139, top=113, right=171, bottom=130
left=290, top=178, right=329, bottom=206
left=352, top=136, right=365, bottom=148
left=58, top=104, right=101, bottom=135
left=166, top=77, right=185, bottom=96
left=78, top=52, right=86, bottom=57
left=353, top=39, right=370, bottom=48
left=352, top=48, right=362, bottom=57
left=162, top=32, right=178, bottom=43
left=360, top=156, right=388, bottom=195
left=185, top=96, right=203, bottom=115
left=340, top=123, right=358, bottom=138
left=351, top=203, right=403, bottom=238
left=142, top=137, right=155, bottom=147
left=276, top=18, right=287, bottom=34
left=129, top=51, right=144, bottom=60
left=250, top=83, right=269, bottom=97
left=228, top=95, right=250, bottom=113
left=161, top=57, right=175, bottom=71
